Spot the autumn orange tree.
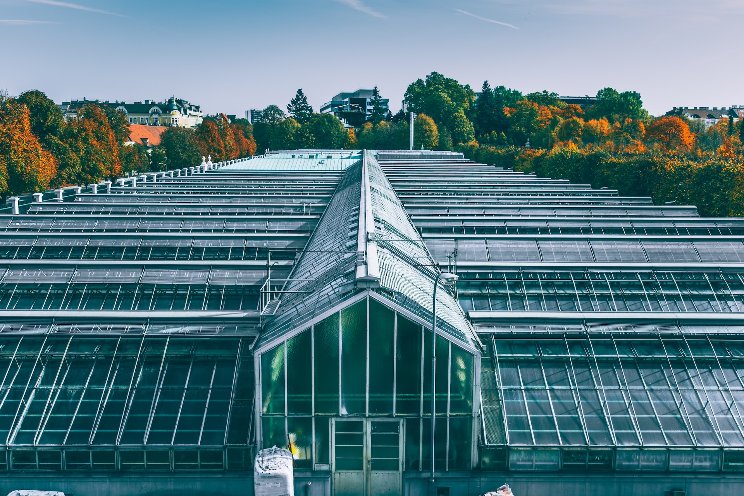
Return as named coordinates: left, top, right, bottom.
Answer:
left=195, top=119, right=225, bottom=161
left=645, top=116, right=695, bottom=153
left=68, top=104, right=122, bottom=183
left=0, top=98, right=57, bottom=194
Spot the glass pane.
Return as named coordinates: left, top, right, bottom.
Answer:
left=315, top=417, right=330, bottom=465
left=422, top=326, right=433, bottom=416
left=370, top=421, right=400, bottom=470
left=369, top=300, right=394, bottom=414
left=396, top=315, right=421, bottom=415
left=261, top=343, right=285, bottom=415
left=262, top=416, right=286, bottom=450
left=450, top=345, right=474, bottom=414
left=287, top=330, right=311, bottom=414
left=421, top=417, right=446, bottom=471
left=405, top=418, right=421, bottom=470
left=334, top=419, right=364, bottom=470
left=314, top=313, right=339, bottom=415
left=436, top=336, right=449, bottom=414
left=341, top=300, right=367, bottom=415
left=287, top=417, right=312, bottom=468
left=448, top=417, right=473, bottom=470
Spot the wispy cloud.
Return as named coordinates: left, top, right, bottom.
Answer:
left=25, top=0, right=125, bottom=17
left=455, top=9, right=519, bottom=29
left=335, top=0, right=385, bottom=19
left=0, top=19, right=55, bottom=25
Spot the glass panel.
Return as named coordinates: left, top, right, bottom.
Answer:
left=436, top=336, right=449, bottom=414
left=369, top=300, right=394, bottom=414
left=334, top=419, right=364, bottom=470
left=450, top=344, right=473, bottom=414
left=287, top=417, right=312, bottom=468
left=341, top=300, right=367, bottom=415
left=396, top=316, right=421, bottom=415
left=262, top=416, right=286, bottom=449
left=448, top=417, right=472, bottom=470
left=287, top=331, right=311, bottom=414
left=421, top=417, right=447, bottom=471
left=315, top=417, right=330, bottom=465
left=370, top=421, right=400, bottom=470
left=405, top=418, right=421, bottom=470
left=261, top=343, right=285, bottom=415
left=314, top=313, right=339, bottom=415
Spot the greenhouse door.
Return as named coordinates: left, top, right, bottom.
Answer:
left=331, top=419, right=403, bottom=496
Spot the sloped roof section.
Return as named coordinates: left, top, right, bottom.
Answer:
left=221, top=152, right=360, bottom=172
left=257, top=158, right=363, bottom=345
left=366, top=152, right=477, bottom=349
left=258, top=151, right=478, bottom=351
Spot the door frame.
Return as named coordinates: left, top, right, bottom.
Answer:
left=330, top=418, right=404, bottom=496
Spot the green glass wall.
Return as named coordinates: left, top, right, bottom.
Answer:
left=258, top=296, right=475, bottom=471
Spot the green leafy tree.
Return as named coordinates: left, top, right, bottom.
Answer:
left=404, top=72, right=476, bottom=132
left=45, top=134, right=81, bottom=187
left=297, top=114, right=347, bottom=149
left=555, top=117, right=585, bottom=144
left=588, top=88, right=647, bottom=122
left=437, top=127, right=453, bottom=151
left=369, top=86, right=388, bottom=124
left=414, top=114, right=439, bottom=149
left=160, top=127, right=202, bottom=167
left=16, top=90, right=65, bottom=144
left=121, top=143, right=150, bottom=174
left=526, top=90, right=561, bottom=107
left=450, top=109, right=475, bottom=146
left=287, top=89, right=313, bottom=124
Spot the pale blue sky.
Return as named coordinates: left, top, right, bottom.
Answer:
left=1, top=0, right=742, bottom=116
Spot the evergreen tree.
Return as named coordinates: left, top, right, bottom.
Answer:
left=369, top=86, right=387, bottom=124
left=728, top=109, right=737, bottom=135
left=474, top=81, right=498, bottom=137
left=287, top=89, right=313, bottom=124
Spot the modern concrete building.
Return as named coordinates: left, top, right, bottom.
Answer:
left=320, top=90, right=390, bottom=127
left=0, top=150, right=743, bottom=496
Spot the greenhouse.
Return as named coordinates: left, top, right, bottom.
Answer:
left=0, top=150, right=742, bottom=495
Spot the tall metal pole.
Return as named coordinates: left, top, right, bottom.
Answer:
left=430, top=272, right=441, bottom=496
left=410, top=112, right=416, bottom=151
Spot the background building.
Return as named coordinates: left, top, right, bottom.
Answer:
left=60, top=96, right=203, bottom=128
left=246, top=108, right=265, bottom=124
left=320, top=89, right=390, bottom=127
left=669, top=106, right=744, bottom=127
left=0, top=151, right=742, bottom=495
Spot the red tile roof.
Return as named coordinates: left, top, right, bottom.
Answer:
left=128, top=124, right=167, bottom=147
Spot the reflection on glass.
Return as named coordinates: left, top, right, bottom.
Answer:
left=396, top=317, right=422, bottom=415
left=314, top=313, right=339, bottom=414
left=287, top=330, right=311, bottom=414
left=369, top=300, right=394, bottom=413
left=341, top=300, right=366, bottom=415
left=261, top=343, right=285, bottom=414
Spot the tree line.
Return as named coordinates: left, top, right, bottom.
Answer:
left=0, top=90, right=257, bottom=198
left=4, top=76, right=744, bottom=215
